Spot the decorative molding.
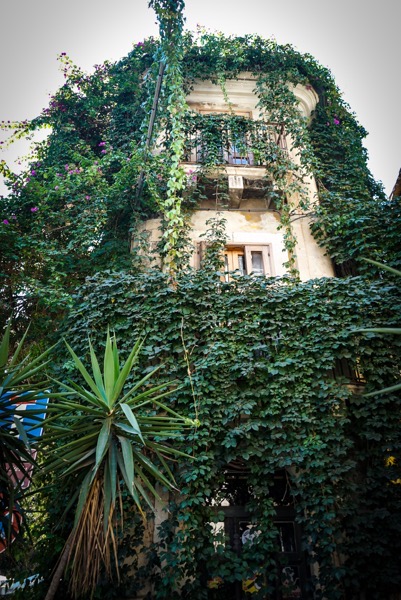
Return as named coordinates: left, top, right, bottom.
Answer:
left=289, top=83, right=319, bottom=120
left=187, top=73, right=319, bottom=120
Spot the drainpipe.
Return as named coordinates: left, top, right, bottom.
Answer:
left=134, top=60, right=166, bottom=207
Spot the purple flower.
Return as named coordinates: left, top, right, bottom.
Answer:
left=65, top=164, right=69, bottom=170
left=101, top=149, right=107, bottom=154
left=31, top=170, right=36, bottom=176
left=85, top=195, right=91, bottom=200
left=55, top=186, right=59, bottom=190
left=3, top=219, right=9, bottom=225
left=11, top=215, right=16, bottom=220
left=98, top=141, right=106, bottom=146
left=333, top=117, right=340, bottom=125
left=30, top=207, right=39, bottom=213
left=137, top=42, right=144, bottom=47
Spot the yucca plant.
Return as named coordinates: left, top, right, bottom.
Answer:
left=43, top=331, right=196, bottom=600
left=0, top=321, right=53, bottom=551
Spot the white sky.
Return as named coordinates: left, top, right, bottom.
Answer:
left=1, top=0, right=400, bottom=196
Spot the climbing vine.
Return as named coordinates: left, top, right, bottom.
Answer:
left=2, top=26, right=399, bottom=315
left=1, top=7, right=401, bottom=599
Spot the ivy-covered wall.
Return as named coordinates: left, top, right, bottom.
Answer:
left=1, top=28, right=400, bottom=321
left=61, top=268, right=401, bottom=599
left=1, top=2, right=401, bottom=597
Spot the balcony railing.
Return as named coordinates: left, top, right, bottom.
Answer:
left=180, top=114, right=287, bottom=167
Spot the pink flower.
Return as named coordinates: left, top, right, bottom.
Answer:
left=333, top=117, right=340, bottom=125
left=11, top=215, right=16, bottom=220
left=98, top=141, right=106, bottom=146
left=65, top=164, right=69, bottom=170
left=3, top=219, right=9, bottom=225
left=30, top=207, right=39, bottom=213
left=55, top=186, right=59, bottom=190
left=85, top=195, right=91, bottom=200
left=101, top=149, right=107, bottom=154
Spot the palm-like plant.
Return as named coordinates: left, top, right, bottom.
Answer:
left=356, top=259, right=401, bottom=397
left=43, top=331, right=195, bottom=600
left=0, top=321, right=53, bottom=551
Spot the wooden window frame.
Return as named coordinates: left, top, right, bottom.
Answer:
left=197, top=242, right=273, bottom=278
left=225, top=244, right=273, bottom=278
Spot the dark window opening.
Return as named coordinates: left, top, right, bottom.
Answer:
left=208, top=468, right=309, bottom=599
left=333, top=259, right=358, bottom=278
left=332, top=358, right=365, bottom=386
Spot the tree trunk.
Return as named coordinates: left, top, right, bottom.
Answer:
left=44, top=538, right=71, bottom=600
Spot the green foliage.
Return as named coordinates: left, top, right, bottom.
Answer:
left=3, top=25, right=398, bottom=310
left=0, top=322, right=54, bottom=551
left=41, top=330, right=193, bottom=598
left=1, top=14, right=401, bottom=600
left=54, top=267, right=401, bottom=599
left=356, top=259, right=401, bottom=396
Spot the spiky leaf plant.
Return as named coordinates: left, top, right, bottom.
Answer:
left=0, top=321, right=53, bottom=550
left=356, top=259, right=401, bottom=396
left=43, top=331, right=195, bottom=600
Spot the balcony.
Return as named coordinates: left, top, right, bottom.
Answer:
left=181, top=113, right=287, bottom=167
left=179, top=113, right=287, bottom=207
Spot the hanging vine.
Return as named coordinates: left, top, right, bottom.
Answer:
left=1, top=18, right=401, bottom=600
left=148, top=0, right=190, bottom=277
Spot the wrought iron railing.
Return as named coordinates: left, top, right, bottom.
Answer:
left=180, top=114, right=287, bottom=166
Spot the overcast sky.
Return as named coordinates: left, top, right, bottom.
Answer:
left=1, top=0, right=399, bottom=195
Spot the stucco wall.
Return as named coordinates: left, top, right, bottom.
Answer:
left=138, top=204, right=334, bottom=281
left=136, top=74, right=334, bottom=281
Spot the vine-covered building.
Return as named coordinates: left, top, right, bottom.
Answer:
left=129, top=54, right=401, bottom=600
left=141, top=75, right=334, bottom=281
left=1, top=12, right=401, bottom=600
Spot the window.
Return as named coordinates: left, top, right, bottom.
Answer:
left=208, top=468, right=309, bottom=599
left=188, top=109, right=256, bottom=166
left=224, top=245, right=272, bottom=279
left=331, top=358, right=365, bottom=386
